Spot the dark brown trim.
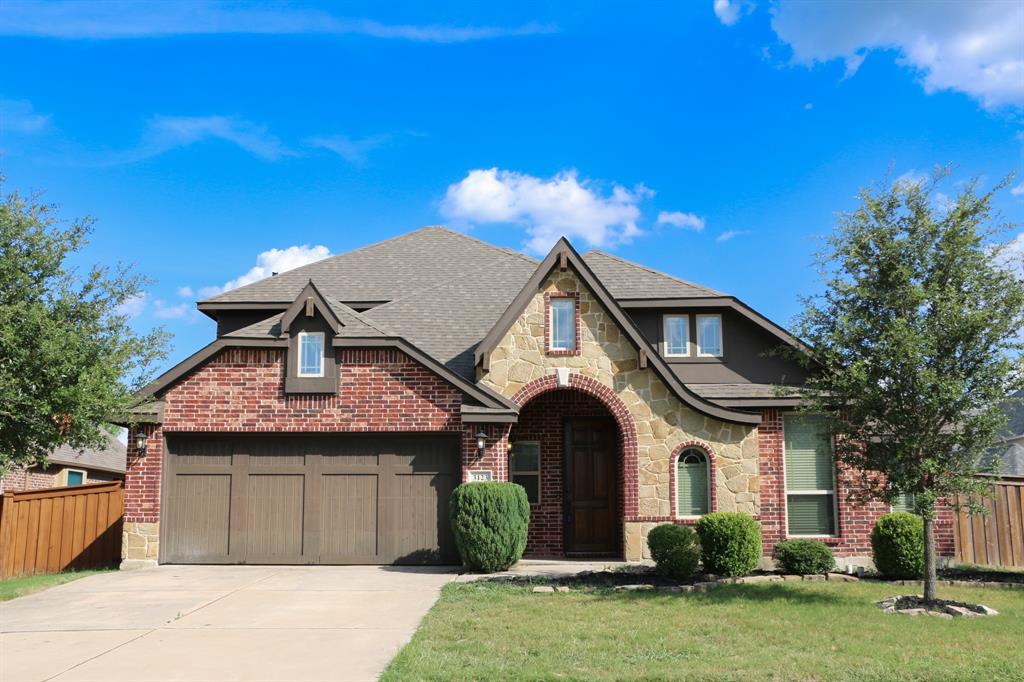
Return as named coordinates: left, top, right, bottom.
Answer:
left=710, top=398, right=804, bottom=407
left=280, top=281, right=343, bottom=335
left=473, top=238, right=762, bottom=425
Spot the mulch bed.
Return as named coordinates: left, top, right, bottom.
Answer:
left=938, top=567, right=1024, bottom=585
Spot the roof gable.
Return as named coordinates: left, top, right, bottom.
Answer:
left=475, top=238, right=762, bottom=425
left=280, top=280, right=343, bottom=334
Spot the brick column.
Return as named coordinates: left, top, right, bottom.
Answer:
left=121, top=424, right=162, bottom=568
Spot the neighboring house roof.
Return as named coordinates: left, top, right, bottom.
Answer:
left=583, top=250, right=725, bottom=299
left=48, top=433, right=126, bottom=475
left=999, top=390, right=1024, bottom=441
left=985, top=391, right=1024, bottom=478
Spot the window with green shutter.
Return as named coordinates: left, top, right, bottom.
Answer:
left=892, top=493, right=915, bottom=513
left=783, top=414, right=836, bottom=536
left=676, top=448, right=710, bottom=517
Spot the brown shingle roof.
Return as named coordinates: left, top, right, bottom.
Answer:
left=582, top=250, right=725, bottom=299
left=49, top=432, right=126, bottom=475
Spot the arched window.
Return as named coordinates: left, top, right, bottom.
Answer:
left=676, top=447, right=710, bottom=517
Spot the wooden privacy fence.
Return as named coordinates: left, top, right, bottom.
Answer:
left=0, top=480, right=123, bottom=579
left=954, top=478, right=1024, bottom=569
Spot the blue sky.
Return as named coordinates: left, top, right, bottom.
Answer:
left=1, top=0, right=1022, bottom=371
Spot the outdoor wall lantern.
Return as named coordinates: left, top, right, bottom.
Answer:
left=134, top=431, right=148, bottom=457
left=475, top=429, right=488, bottom=458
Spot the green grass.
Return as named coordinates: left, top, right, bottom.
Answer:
left=0, top=569, right=111, bottom=602
left=384, top=580, right=1024, bottom=681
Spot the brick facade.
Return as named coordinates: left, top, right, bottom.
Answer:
left=0, top=464, right=119, bottom=494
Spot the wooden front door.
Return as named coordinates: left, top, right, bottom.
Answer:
left=564, top=418, right=618, bottom=555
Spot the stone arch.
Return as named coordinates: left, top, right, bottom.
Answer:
left=512, top=373, right=639, bottom=518
left=669, top=439, right=718, bottom=520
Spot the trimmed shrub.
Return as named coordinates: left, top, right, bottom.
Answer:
left=695, top=512, right=762, bottom=577
left=449, top=482, right=530, bottom=573
left=871, top=512, right=924, bottom=579
left=647, top=524, right=701, bottom=579
left=773, top=539, right=835, bottom=575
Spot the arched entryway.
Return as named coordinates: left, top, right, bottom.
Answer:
left=510, top=376, right=637, bottom=558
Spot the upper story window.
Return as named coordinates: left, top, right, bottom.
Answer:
left=297, top=331, right=325, bottom=377
left=663, top=314, right=689, bottom=357
left=696, top=314, right=723, bottom=357
left=549, top=298, right=577, bottom=351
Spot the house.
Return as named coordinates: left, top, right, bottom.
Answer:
left=0, top=433, right=126, bottom=494
left=981, top=390, right=1024, bottom=479
left=121, top=227, right=955, bottom=568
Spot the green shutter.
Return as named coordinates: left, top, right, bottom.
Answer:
left=892, top=493, right=915, bottom=513
left=677, top=454, right=709, bottom=516
left=787, top=494, right=835, bottom=535
left=784, top=415, right=834, bottom=491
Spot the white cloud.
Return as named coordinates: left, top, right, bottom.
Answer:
left=896, top=169, right=929, bottom=187
left=996, top=232, right=1024, bottom=280
left=306, top=133, right=392, bottom=165
left=112, top=115, right=294, bottom=163
left=0, top=1, right=555, bottom=42
left=770, top=0, right=1024, bottom=110
left=0, top=98, right=50, bottom=134
left=716, top=230, right=750, bottom=243
left=115, top=293, right=146, bottom=318
left=200, top=244, right=333, bottom=297
left=440, top=168, right=652, bottom=254
left=1011, top=183, right=1024, bottom=197
left=713, top=0, right=752, bottom=26
left=153, top=300, right=191, bottom=320
left=657, top=211, right=705, bottom=231
left=176, top=285, right=194, bottom=298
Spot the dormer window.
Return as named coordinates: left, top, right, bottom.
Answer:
left=297, top=331, right=325, bottom=377
left=663, top=314, right=689, bottom=356
left=696, top=314, right=723, bottom=357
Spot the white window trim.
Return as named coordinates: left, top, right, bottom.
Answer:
left=65, top=468, right=87, bottom=486
left=781, top=414, right=840, bottom=539
left=696, top=314, right=724, bottom=357
left=674, top=448, right=710, bottom=519
left=297, top=331, right=326, bottom=378
left=549, top=298, right=576, bottom=351
left=663, top=314, right=690, bottom=357
left=511, top=440, right=542, bottom=505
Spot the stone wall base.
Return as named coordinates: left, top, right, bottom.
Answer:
left=122, top=521, right=160, bottom=563
left=120, top=559, right=159, bottom=571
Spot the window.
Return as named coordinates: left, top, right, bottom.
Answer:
left=784, top=414, right=837, bottom=536
left=297, top=331, right=325, bottom=377
left=892, top=493, right=915, bottom=513
left=676, top=448, right=710, bottom=516
left=66, top=469, right=85, bottom=486
left=511, top=441, right=541, bottom=504
left=549, top=298, right=576, bottom=351
left=663, top=314, right=689, bottom=356
left=696, top=314, right=723, bottom=357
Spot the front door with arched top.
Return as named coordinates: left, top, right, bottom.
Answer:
left=564, top=417, right=618, bottom=555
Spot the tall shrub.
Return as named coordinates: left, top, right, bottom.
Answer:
left=871, top=512, right=925, bottom=579
left=695, top=512, right=761, bottom=577
left=647, top=524, right=701, bottom=579
left=449, top=482, right=530, bottom=572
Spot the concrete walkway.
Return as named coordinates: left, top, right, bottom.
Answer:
left=0, top=565, right=458, bottom=682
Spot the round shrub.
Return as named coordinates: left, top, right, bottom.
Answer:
left=871, top=512, right=924, bottom=579
left=773, top=539, right=835, bottom=575
left=647, top=524, right=701, bottom=579
left=449, top=482, right=530, bottom=573
left=695, top=512, right=762, bottom=577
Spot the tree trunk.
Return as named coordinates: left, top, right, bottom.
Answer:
left=923, top=514, right=938, bottom=604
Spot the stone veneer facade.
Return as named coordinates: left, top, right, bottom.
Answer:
left=480, top=270, right=760, bottom=560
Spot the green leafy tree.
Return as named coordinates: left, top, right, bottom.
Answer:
left=0, top=176, right=170, bottom=475
left=791, top=169, right=1024, bottom=604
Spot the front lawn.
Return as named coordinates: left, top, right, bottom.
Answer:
left=384, top=580, right=1024, bottom=681
left=0, top=569, right=111, bottom=602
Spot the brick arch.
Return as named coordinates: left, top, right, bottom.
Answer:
left=669, top=440, right=718, bottom=521
left=512, top=374, right=639, bottom=518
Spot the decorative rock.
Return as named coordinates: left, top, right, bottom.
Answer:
left=898, top=608, right=927, bottom=616
left=781, top=575, right=802, bottom=581
left=693, top=582, right=719, bottom=592
left=978, top=605, right=999, bottom=616
left=555, top=586, right=571, bottom=593
left=615, top=584, right=655, bottom=591
left=532, top=586, right=555, bottom=593
left=827, top=573, right=859, bottom=582
left=657, top=586, right=682, bottom=593
left=736, top=575, right=779, bottom=584
left=803, top=574, right=825, bottom=581
left=944, top=605, right=979, bottom=618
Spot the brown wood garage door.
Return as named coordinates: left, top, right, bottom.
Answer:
left=161, top=434, right=459, bottom=565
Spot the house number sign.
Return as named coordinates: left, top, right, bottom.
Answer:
left=468, top=470, right=493, bottom=482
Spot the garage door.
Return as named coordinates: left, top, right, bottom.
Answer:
left=161, top=434, right=460, bottom=565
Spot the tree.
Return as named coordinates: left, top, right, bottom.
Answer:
left=0, top=176, right=170, bottom=476
left=791, top=169, right=1024, bottom=604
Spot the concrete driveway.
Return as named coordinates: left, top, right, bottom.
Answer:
left=0, top=565, right=458, bottom=682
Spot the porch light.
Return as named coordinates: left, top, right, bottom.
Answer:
left=475, top=430, right=488, bottom=458
left=134, top=431, right=148, bottom=457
